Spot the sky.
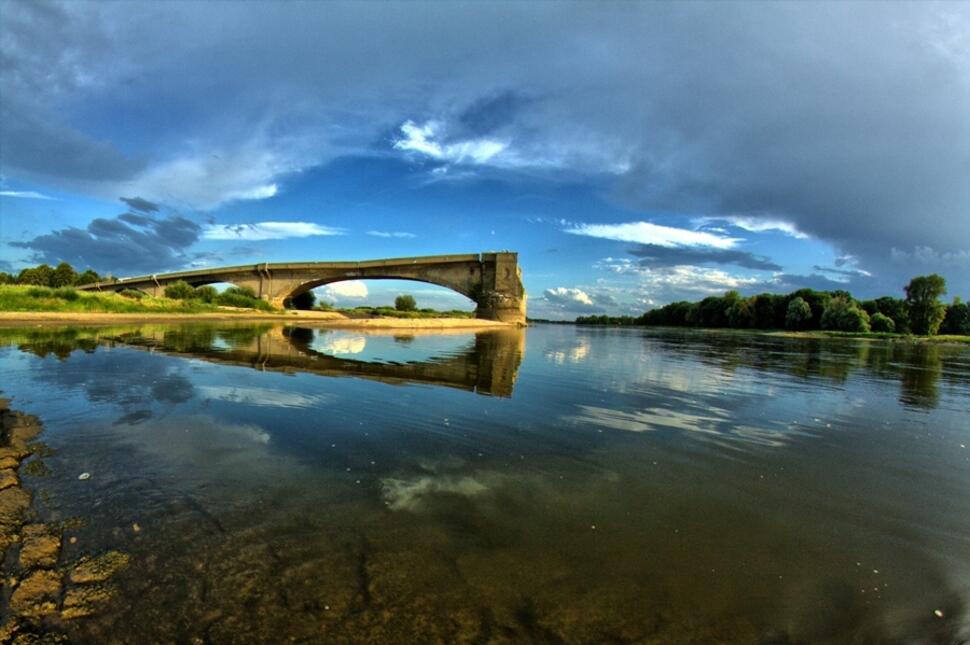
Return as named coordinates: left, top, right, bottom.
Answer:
left=1, top=1, right=968, bottom=319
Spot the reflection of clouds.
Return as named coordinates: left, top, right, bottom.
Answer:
left=570, top=404, right=793, bottom=447
left=544, top=339, right=590, bottom=364
left=198, top=386, right=334, bottom=409
left=313, top=334, right=367, bottom=356
left=113, top=415, right=274, bottom=472
left=381, top=473, right=499, bottom=511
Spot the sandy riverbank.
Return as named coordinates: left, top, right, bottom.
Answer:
left=0, top=310, right=513, bottom=330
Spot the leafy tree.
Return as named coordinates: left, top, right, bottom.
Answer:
left=940, top=297, right=970, bottom=335
left=869, top=312, right=896, bottom=333
left=289, top=290, right=316, bottom=310
left=164, top=280, right=195, bottom=300
left=0, top=272, right=13, bottom=285
left=821, top=297, right=871, bottom=332
left=862, top=296, right=910, bottom=334
left=395, top=294, right=417, bottom=311
left=225, top=285, right=257, bottom=299
left=75, top=269, right=101, bottom=286
left=726, top=297, right=755, bottom=328
left=192, top=285, right=218, bottom=303
left=785, top=297, right=812, bottom=330
left=17, top=264, right=54, bottom=286
left=905, top=274, right=947, bottom=335
left=50, top=262, right=77, bottom=287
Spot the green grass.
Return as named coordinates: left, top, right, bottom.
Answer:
left=0, top=285, right=278, bottom=314
left=332, top=305, right=474, bottom=319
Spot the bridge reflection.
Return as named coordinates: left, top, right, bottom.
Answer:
left=112, top=325, right=525, bottom=397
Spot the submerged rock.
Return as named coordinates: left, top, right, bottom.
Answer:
left=19, top=524, right=61, bottom=569
left=61, top=584, right=117, bottom=620
left=69, top=551, right=130, bottom=584
left=9, top=569, right=62, bottom=618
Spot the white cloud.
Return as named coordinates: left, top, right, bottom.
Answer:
left=544, top=287, right=595, bottom=307
left=394, top=120, right=507, bottom=165
left=694, top=216, right=809, bottom=239
left=566, top=222, right=741, bottom=249
left=366, top=230, right=417, bottom=239
left=319, top=280, right=368, bottom=300
left=0, top=190, right=55, bottom=200
left=203, top=221, right=344, bottom=240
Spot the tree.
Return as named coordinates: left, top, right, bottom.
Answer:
left=905, top=274, right=947, bottom=335
left=870, top=312, right=895, bottom=333
left=50, top=262, right=77, bottom=288
left=164, top=280, right=195, bottom=300
left=17, top=264, right=53, bottom=286
left=290, top=290, right=316, bottom=310
left=0, top=272, right=13, bottom=285
left=785, top=297, right=812, bottom=330
left=862, top=296, right=910, bottom=334
left=821, top=297, right=871, bottom=332
left=940, top=297, right=970, bottom=335
left=75, top=269, right=101, bottom=286
left=726, top=297, right=755, bottom=328
left=193, top=285, right=218, bottom=303
left=395, top=294, right=417, bottom=311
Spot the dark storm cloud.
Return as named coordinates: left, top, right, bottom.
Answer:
left=457, top=91, right=534, bottom=137
left=11, top=212, right=201, bottom=275
left=630, top=244, right=782, bottom=271
left=120, top=196, right=160, bottom=213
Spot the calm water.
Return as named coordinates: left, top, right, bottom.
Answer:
left=1, top=323, right=968, bottom=643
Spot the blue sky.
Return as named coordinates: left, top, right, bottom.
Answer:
left=1, top=1, right=968, bottom=318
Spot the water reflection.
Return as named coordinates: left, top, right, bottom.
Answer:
left=0, top=324, right=525, bottom=398
left=0, top=324, right=967, bottom=643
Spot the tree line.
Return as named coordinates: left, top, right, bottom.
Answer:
left=576, top=274, right=969, bottom=336
left=0, top=262, right=102, bottom=288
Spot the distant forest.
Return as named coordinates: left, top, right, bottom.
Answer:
left=576, top=274, right=969, bottom=337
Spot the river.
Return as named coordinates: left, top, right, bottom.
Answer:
left=0, top=323, right=968, bottom=643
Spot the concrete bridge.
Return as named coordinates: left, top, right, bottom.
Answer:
left=77, top=252, right=527, bottom=325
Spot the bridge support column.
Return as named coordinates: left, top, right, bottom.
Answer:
left=475, top=252, right=527, bottom=326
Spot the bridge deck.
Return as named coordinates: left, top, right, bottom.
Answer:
left=77, top=253, right=492, bottom=289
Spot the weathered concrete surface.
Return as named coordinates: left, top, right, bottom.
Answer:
left=77, top=252, right=528, bottom=325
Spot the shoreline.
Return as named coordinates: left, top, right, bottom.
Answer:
left=0, top=310, right=512, bottom=330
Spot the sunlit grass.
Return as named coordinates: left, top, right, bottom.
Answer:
left=0, top=285, right=273, bottom=314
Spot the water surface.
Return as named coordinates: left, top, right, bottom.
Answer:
left=1, top=323, right=968, bottom=643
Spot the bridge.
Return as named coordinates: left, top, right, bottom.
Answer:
left=77, top=252, right=527, bottom=324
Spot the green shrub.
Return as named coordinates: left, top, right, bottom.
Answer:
left=192, top=285, right=218, bottom=303
left=224, top=285, right=257, bottom=299
left=821, top=297, right=871, bottom=332
left=870, top=312, right=895, bottom=333
left=26, top=287, right=53, bottom=298
left=52, top=287, right=79, bottom=301
left=395, top=294, right=417, bottom=311
left=164, top=280, right=195, bottom=300
left=119, top=289, right=146, bottom=299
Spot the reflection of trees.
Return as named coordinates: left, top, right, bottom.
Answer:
left=648, top=331, right=965, bottom=410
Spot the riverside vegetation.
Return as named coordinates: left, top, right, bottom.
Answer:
left=577, top=273, right=970, bottom=339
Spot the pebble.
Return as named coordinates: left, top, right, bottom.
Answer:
left=78, top=472, right=91, bottom=480
left=934, top=609, right=944, bottom=618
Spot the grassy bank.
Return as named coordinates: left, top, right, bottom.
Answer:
left=331, top=305, right=474, bottom=319
left=0, top=285, right=270, bottom=314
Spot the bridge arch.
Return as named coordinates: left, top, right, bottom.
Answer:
left=283, top=275, right=479, bottom=309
